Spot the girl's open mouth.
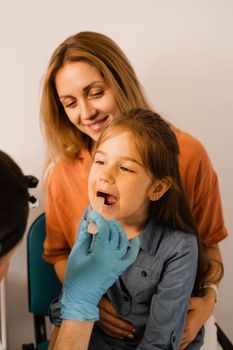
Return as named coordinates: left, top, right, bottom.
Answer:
left=97, top=191, right=118, bottom=206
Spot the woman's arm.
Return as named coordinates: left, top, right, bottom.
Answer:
left=179, top=243, right=223, bottom=349
left=176, top=132, right=227, bottom=348
left=97, top=296, right=135, bottom=339
left=43, top=159, right=88, bottom=270
left=54, top=259, right=68, bottom=283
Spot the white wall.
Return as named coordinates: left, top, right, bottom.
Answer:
left=0, top=0, right=232, bottom=348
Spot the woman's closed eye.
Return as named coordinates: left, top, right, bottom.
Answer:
left=119, top=165, right=135, bottom=173
left=88, top=89, right=105, bottom=99
left=60, top=98, right=77, bottom=109
left=66, top=101, right=77, bottom=108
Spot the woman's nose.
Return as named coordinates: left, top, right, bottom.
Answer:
left=79, top=99, right=98, bottom=121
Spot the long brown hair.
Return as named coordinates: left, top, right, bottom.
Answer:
left=40, top=31, right=151, bottom=160
left=96, top=109, right=221, bottom=292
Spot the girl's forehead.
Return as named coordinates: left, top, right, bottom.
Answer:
left=97, top=132, right=141, bottom=159
left=98, top=130, right=132, bottom=147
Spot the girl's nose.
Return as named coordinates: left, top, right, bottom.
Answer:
left=99, top=169, right=115, bottom=184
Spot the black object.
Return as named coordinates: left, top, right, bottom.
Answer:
left=216, top=323, right=233, bottom=350
left=22, top=213, right=62, bottom=350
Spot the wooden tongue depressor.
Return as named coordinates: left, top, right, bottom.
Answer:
left=88, top=196, right=105, bottom=234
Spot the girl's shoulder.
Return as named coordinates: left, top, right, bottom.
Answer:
left=159, top=226, right=198, bottom=262
left=165, top=225, right=197, bottom=244
left=142, top=221, right=198, bottom=258
left=160, top=224, right=197, bottom=245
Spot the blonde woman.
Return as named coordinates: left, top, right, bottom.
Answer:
left=41, top=31, right=227, bottom=349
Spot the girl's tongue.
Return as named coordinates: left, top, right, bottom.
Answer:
left=105, top=194, right=117, bottom=205
left=97, top=192, right=118, bottom=205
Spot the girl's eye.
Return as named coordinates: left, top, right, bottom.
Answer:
left=94, top=159, right=104, bottom=165
left=120, top=166, right=135, bottom=173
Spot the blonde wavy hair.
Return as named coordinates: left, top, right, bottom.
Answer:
left=40, top=31, right=151, bottom=160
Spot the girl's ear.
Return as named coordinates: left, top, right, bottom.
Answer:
left=149, top=177, right=172, bottom=201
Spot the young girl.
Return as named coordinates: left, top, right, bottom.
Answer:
left=50, top=108, right=217, bottom=350
left=41, top=31, right=226, bottom=348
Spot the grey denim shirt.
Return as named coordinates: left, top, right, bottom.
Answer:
left=89, top=220, right=203, bottom=350
left=50, top=218, right=204, bottom=349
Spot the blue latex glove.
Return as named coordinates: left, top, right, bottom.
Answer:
left=61, top=211, right=140, bottom=322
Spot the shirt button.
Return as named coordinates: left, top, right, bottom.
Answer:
left=123, top=295, right=129, bottom=302
left=141, top=270, right=147, bottom=277
left=172, top=335, right=176, bottom=342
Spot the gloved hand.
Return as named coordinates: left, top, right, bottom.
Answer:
left=61, top=211, right=140, bottom=322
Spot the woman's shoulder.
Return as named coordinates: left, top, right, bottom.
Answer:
left=174, top=128, right=216, bottom=191
left=48, top=149, right=92, bottom=183
left=174, top=128, right=210, bottom=162
left=45, top=149, right=92, bottom=197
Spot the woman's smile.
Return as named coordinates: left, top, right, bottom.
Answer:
left=83, top=115, right=110, bottom=133
left=55, top=62, right=120, bottom=141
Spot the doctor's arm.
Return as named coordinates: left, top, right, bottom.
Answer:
left=51, top=212, right=140, bottom=350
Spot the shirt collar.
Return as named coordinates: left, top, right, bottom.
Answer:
left=139, top=219, right=166, bottom=256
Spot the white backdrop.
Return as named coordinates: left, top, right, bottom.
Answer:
left=0, top=0, right=232, bottom=348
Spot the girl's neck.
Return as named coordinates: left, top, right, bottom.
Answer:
left=121, top=220, right=147, bottom=240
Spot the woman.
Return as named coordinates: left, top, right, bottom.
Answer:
left=41, top=31, right=227, bottom=349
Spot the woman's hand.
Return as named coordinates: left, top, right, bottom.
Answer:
left=179, top=289, right=216, bottom=349
left=96, top=296, right=135, bottom=339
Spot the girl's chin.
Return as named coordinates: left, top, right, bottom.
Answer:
left=101, top=210, right=119, bottom=221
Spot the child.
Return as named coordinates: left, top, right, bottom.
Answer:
left=50, top=109, right=218, bottom=349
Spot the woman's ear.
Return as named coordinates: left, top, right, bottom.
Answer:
left=149, top=177, right=172, bottom=201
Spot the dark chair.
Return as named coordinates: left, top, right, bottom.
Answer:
left=22, top=213, right=62, bottom=350
left=216, top=322, right=233, bottom=350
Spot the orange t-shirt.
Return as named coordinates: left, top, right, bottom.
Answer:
left=43, top=130, right=228, bottom=265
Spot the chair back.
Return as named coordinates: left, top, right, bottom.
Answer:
left=27, top=213, right=62, bottom=316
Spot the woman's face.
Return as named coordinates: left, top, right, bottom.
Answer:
left=55, top=62, right=120, bottom=141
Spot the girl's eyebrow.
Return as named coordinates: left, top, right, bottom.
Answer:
left=95, top=150, right=143, bottom=167
left=59, top=80, right=105, bottom=99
